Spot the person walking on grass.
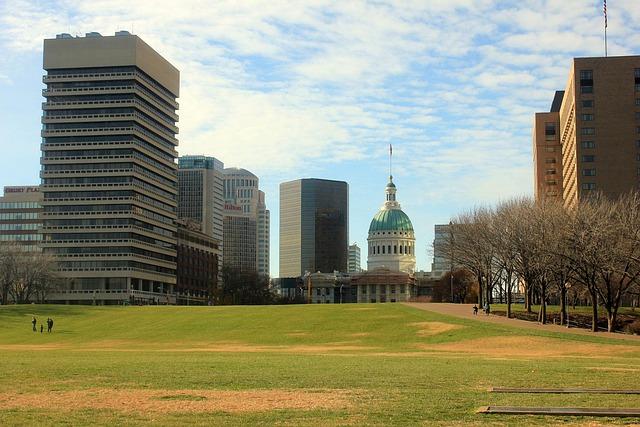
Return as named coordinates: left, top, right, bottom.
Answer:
left=32, top=317, right=37, bottom=332
left=40, top=324, right=43, bottom=334
left=49, top=318, right=54, bottom=333
left=473, top=305, right=478, bottom=315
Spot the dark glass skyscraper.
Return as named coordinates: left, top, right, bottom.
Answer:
left=40, top=32, right=179, bottom=304
left=279, top=179, right=348, bottom=277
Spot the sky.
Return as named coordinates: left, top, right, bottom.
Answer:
left=1, top=0, right=639, bottom=277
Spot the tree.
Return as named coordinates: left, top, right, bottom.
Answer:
left=219, top=266, right=273, bottom=305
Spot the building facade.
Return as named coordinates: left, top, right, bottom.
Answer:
left=533, top=91, right=564, bottom=202
left=350, top=268, right=416, bottom=303
left=41, top=32, right=179, bottom=305
left=257, top=190, right=270, bottom=277
left=175, top=220, right=220, bottom=305
left=279, top=178, right=348, bottom=277
left=177, top=155, right=224, bottom=281
left=367, top=176, right=416, bottom=273
left=348, top=243, right=361, bottom=273
left=533, top=56, right=640, bottom=207
left=0, top=186, right=43, bottom=252
left=222, top=167, right=267, bottom=274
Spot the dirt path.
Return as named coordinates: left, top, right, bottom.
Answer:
left=404, top=303, right=640, bottom=342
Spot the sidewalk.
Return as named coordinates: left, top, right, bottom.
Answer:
left=404, top=302, right=640, bottom=342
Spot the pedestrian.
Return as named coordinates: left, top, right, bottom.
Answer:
left=32, top=317, right=37, bottom=332
left=40, top=324, right=43, bottom=333
left=473, top=305, right=478, bottom=315
left=49, top=318, right=54, bottom=333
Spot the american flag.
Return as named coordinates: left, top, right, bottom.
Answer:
left=389, top=144, right=392, bottom=156
left=604, top=0, right=607, bottom=28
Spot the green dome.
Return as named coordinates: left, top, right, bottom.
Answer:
left=369, top=209, right=414, bottom=233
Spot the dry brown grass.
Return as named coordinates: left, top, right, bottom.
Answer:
left=0, top=388, right=354, bottom=413
left=416, top=336, right=639, bottom=358
left=408, top=321, right=463, bottom=336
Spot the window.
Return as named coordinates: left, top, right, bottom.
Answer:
left=580, top=70, right=593, bottom=94
left=382, top=245, right=385, bottom=254
left=637, top=127, right=640, bottom=134
left=545, top=123, right=556, bottom=140
left=581, top=127, right=595, bottom=135
left=636, top=99, right=640, bottom=106
left=581, top=141, right=595, bottom=149
left=581, top=114, right=594, bottom=121
left=636, top=68, right=640, bottom=91
left=582, top=100, right=594, bottom=108
left=545, top=158, right=556, bottom=164
left=394, top=245, right=397, bottom=254
left=582, top=168, right=596, bottom=176
left=636, top=112, right=640, bottom=120
left=581, top=183, right=596, bottom=190
left=388, top=245, right=391, bottom=254
left=544, top=147, right=555, bottom=152
left=545, top=169, right=556, bottom=175
left=581, top=155, right=595, bottom=162
left=637, top=154, right=640, bottom=161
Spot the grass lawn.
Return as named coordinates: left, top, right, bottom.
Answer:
left=1, top=303, right=640, bottom=425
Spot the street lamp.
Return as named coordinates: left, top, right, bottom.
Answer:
left=449, top=221, right=454, bottom=303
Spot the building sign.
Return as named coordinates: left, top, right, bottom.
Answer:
left=4, top=186, right=40, bottom=193
left=224, top=203, right=242, bottom=212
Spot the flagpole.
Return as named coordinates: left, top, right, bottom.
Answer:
left=604, top=0, right=608, bottom=57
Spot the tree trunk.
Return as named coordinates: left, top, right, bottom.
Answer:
left=506, top=271, right=512, bottom=319
left=540, top=283, right=547, bottom=325
left=559, top=286, right=567, bottom=326
left=477, top=274, right=483, bottom=308
left=591, top=291, right=598, bottom=332
left=525, top=285, right=533, bottom=313
left=607, top=312, right=615, bottom=333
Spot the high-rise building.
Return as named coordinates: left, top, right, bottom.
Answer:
left=0, top=186, right=43, bottom=252
left=533, top=56, right=640, bottom=207
left=222, top=168, right=261, bottom=273
left=533, top=91, right=564, bottom=202
left=348, top=243, right=361, bottom=273
left=41, top=32, right=179, bottom=304
left=257, top=190, right=270, bottom=277
left=279, top=178, right=348, bottom=277
left=177, top=155, right=224, bottom=281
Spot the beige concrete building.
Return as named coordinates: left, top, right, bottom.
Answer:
left=534, top=55, right=640, bottom=207
left=41, top=32, right=180, bottom=304
left=0, top=186, right=43, bottom=252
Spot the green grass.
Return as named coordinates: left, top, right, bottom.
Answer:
left=1, top=303, right=640, bottom=425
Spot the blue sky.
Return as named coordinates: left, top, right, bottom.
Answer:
left=1, top=0, right=639, bottom=276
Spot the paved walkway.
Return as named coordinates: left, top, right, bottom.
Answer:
left=404, top=303, right=640, bottom=342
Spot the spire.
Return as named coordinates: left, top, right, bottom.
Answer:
left=389, top=144, right=393, bottom=182
left=384, top=144, right=399, bottom=207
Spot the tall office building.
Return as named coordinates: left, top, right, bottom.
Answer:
left=0, top=186, right=43, bottom=252
left=279, top=179, right=348, bottom=277
left=222, top=168, right=260, bottom=273
left=533, top=91, right=564, bottom=202
left=348, top=243, right=361, bottom=273
left=41, top=32, right=179, bottom=304
left=177, top=155, right=224, bottom=281
left=257, top=190, right=270, bottom=277
left=533, top=55, right=640, bottom=207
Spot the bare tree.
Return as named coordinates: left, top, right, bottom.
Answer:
left=0, top=243, right=20, bottom=305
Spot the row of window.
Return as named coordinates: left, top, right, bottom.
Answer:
left=0, top=223, right=40, bottom=230
left=0, top=212, right=39, bottom=220
left=360, top=284, right=406, bottom=294
left=0, top=234, right=41, bottom=241
left=0, top=202, right=40, bottom=209
left=370, top=244, right=413, bottom=255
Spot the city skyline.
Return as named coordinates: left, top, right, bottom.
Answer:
left=2, top=1, right=640, bottom=276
